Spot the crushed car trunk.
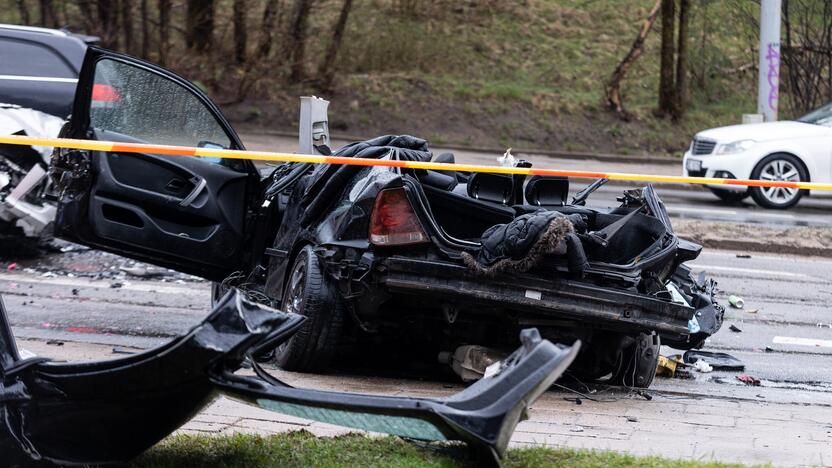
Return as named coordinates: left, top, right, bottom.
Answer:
left=0, top=291, right=578, bottom=466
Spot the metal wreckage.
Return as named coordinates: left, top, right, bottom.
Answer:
left=1, top=46, right=724, bottom=465
left=0, top=291, right=579, bottom=466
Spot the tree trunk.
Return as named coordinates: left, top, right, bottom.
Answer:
left=287, top=0, right=314, bottom=83
left=673, top=0, right=691, bottom=118
left=39, top=0, right=58, bottom=28
left=233, top=0, right=248, bottom=64
left=185, top=0, right=215, bottom=52
left=158, top=0, right=171, bottom=66
left=96, top=0, right=119, bottom=49
left=605, top=0, right=662, bottom=118
left=657, top=0, right=676, bottom=116
left=121, top=0, right=135, bottom=55
left=318, top=0, right=353, bottom=91
left=140, top=0, right=150, bottom=58
left=16, top=0, right=31, bottom=24
left=256, top=0, right=280, bottom=59
left=75, top=0, right=96, bottom=35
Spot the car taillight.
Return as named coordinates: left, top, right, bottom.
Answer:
left=92, top=83, right=122, bottom=103
left=369, top=187, right=429, bottom=246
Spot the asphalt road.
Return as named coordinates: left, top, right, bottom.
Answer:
left=241, top=132, right=832, bottom=228
left=2, top=248, right=831, bottom=401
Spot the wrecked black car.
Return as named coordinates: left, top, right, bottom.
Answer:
left=0, top=291, right=579, bottom=466
left=49, top=47, right=723, bottom=389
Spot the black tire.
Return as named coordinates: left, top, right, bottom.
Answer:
left=749, top=153, right=808, bottom=209
left=274, top=245, right=344, bottom=372
left=612, top=332, right=660, bottom=388
left=708, top=187, right=749, bottom=204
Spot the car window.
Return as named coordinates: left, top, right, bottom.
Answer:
left=90, top=58, right=233, bottom=156
left=797, top=101, right=832, bottom=127
left=0, top=38, right=76, bottom=78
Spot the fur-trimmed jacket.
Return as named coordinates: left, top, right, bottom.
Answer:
left=462, top=211, right=589, bottom=276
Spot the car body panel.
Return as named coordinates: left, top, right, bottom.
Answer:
left=0, top=24, right=92, bottom=117
left=1, top=290, right=578, bottom=466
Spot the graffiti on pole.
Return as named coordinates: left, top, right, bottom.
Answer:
left=766, top=42, right=780, bottom=113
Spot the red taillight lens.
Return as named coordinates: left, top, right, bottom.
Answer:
left=369, top=187, right=429, bottom=246
left=92, top=83, right=122, bottom=103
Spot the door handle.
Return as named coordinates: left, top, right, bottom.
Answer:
left=179, top=176, right=207, bottom=207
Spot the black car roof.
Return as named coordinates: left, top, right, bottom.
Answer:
left=0, top=24, right=96, bottom=73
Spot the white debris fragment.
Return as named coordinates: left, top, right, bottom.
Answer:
left=693, top=359, right=713, bottom=373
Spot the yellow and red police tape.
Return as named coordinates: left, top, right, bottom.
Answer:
left=2, top=134, right=832, bottom=191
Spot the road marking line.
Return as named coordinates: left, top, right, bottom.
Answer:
left=773, top=336, right=832, bottom=348
left=669, top=206, right=738, bottom=215
left=690, top=264, right=808, bottom=278
left=0, top=272, right=206, bottom=296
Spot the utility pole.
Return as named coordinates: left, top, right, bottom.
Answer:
left=758, top=0, right=782, bottom=121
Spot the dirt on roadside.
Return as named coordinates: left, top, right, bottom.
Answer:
left=674, top=219, right=832, bottom=258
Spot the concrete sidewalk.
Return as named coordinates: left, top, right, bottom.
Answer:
left=18, top=338, right=832, bottom=466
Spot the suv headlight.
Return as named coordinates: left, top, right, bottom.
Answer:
left=716, top=139, right=755, bottom=155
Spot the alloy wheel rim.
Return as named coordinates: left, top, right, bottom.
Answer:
left=759, top=159, right=800, bottom=204
left=277, top=261, right=306, bottom=358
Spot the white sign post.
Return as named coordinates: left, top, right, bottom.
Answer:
left=757, top=0, right=782, bottom=122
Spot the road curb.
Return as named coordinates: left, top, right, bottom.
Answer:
left=676, top=235, right=832, bottom=258
left=239, top=128, right=683, bottom=166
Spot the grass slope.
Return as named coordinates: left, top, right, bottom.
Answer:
left=229, top=0, right=762, bottom=156
left=131, top=431, right=745, bottom=468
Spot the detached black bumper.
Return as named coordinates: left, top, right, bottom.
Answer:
left=381, top=256, right=693, bottom=338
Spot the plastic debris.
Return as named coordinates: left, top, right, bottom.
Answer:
left=737, top=374, right=761, bottom=386
left=728, top=295, right=744, bottom=309
left=6, top=263, right=18, bottom=271
left=683, top=350, right=745, bottom=371
left=497, top=148, right=516, bottom=167
left=735, top=254, right=751, bottom=259
left=729, top=324, right=742, bottom=333
left=692, top=359, right=713, bottom=373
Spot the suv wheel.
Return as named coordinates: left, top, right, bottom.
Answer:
left=274, top=245, right=344, bottom=372
left=750, top=154, right=807, bottom=209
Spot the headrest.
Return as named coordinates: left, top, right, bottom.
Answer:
left=467, top=173, right=514, bottom=205
left=524, top=176, right=569, bottom=206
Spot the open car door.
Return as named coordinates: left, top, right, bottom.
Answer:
left=51, top=47, right=258, bottom=281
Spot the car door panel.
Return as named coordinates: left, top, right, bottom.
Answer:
left=53, top=47, right=257, bottom=280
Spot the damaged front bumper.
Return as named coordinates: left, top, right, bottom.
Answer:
left=0, top=291, right=578, bottom=466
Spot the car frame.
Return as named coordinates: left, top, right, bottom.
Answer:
left=49, top=47, right=723, bottom=389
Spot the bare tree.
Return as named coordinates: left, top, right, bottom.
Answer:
left=185, top=0, right=215, bottom=52
left=657, top=0, right=676, bottom=116
left=121, top=0, right=135, bottom=55
left=605, top=0, right=662, bottom=118
left=96, top=0, right=120, bottom=49
left=781, top=0, right=832, bottom=116
left=16, top=0, right=31, bottom=24
left=673, top=0, right=691, bottom=116
left=158, top=0, right=171, bottom=66
left=287, top=0, right=314, bottom=82
left=233, top=0, right=248, bottom=64
left=256, top=0, right=280, bottom=59
left=318, top=0, right=354, bottom=90
left=140, top=0, right=150, bottom=58
left=39, top=0, right=59, bottom=28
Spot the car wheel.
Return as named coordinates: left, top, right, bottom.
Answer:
left=749, top=154, right=807, bottom=209
left=274, top=245, right=344, bottom=372
left=613, top=332, right=659, bottom=388
left=708, top=187, right=749, bottom=204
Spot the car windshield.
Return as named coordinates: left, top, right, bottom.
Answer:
left=797, top=101, right=832, bottom=126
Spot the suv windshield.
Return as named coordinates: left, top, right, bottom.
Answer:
left=797, top=101, right=832, bottom=126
